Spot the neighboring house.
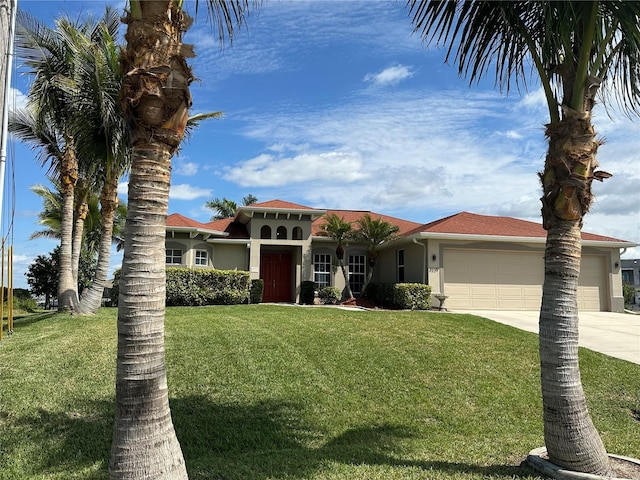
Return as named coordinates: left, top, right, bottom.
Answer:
left=621, top=259, right=640, bottom=288
left=166, top=199, right=636, bottom=312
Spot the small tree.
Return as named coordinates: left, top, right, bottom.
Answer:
left=25, top=249, right=58, bottom=310
left=352, top=214, right=399, bottom=293
left=318, top=213, right=354, bottom=300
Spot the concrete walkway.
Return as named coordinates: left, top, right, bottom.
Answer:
left=468, top=310, right=640, bottom=365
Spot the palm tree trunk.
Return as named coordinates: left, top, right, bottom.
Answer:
left=109, top=141, right=187, bottom=480
left=77, top=179, right=118, bottom=315
left=339, top=262, right=353, bottom=300
left=109, top=1, right=192, bottom=478
left=58, top=143, right=79, bottom=312
left=539, top=105, right=612, bottom=475
left=72, top=196, right=88, bottom=292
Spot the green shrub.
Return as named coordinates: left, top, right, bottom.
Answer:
left=318, top=286, right=341, bottom=305
left=249, top=279, right=264, bottom=304
left=111, top=268, right=250, bottom=307
left=300, top=281, right=316, bottom=305
left=363, top=282, right=432, bottom=310
left=167, top=268, right=250, bottom=306
left=393, top=283, right=432, bottom=310
left=363, top=282, right=395, bottom=308
left=623, top=283, right=636, bottom=306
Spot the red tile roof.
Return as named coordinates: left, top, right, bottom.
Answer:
left=249, top=199, right=317, bottom=210
left=168, top=205, right=629, bottom=244
left=167, top=213, right=206, bottom=229
left=407, top=211, right=627, bottom=242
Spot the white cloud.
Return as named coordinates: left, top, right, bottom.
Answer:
left=364, top=65, right=414, bottom=87
left=174, top=159, right=199, bottom=176
left=224, top=151, right=369, bottom=187
left=9, top=88, right=28, bottom=110
left=117, top=181, right=211, bottom=201
left=170, top=184, right=212, bottom=200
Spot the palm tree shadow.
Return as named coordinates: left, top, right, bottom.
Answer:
left=11, top=311, right=57, bottom=328
left=1, top=402, right=112, bottom=479
left=172, top=395, right=542, bottom=480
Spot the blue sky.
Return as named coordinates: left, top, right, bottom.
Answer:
left=6, top=0, right=640, bottom=289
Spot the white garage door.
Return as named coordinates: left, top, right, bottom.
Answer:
left=443, top=249, right=606, bottom=311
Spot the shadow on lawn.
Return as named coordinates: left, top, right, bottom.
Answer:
left=173, top=395, right=542, bottom=480
left=11, top=311, right=57, bottom=328
left=2, top=402, right=112, bottom=479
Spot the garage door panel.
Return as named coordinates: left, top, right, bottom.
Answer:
left=443, top=249, right=606, bottom=311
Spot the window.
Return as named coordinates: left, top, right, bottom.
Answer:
left=195, top=250, right=208, bottom=266
left=622, top=269, right=634, bottom=285
left=276, top=226, right=287, bottom=240
left=348, top=254, right=366, bottom=295
left=292, top=226, right=303, bottom=240
left=314, top=253, right=332, bottom=287
left=397, top=249, right=405, bottom=282
left=166, top=249, right=182, bottom=264
left=260, top=225, right=271, bottom=239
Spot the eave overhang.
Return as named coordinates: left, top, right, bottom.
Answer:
left=403, top=231, right=637, bottom=249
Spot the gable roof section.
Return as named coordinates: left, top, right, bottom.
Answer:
left=167, top=213, right=234, bottom=237
left=407, top=211, right=632, bottom=245
left=250, top=199, right=315, bottom=210
left=235, top=199, right=326, bottom=224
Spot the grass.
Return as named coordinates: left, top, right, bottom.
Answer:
left=0, top=305, right=638, bottom=479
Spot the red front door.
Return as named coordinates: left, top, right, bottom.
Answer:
left=261, top=252, right=293, bottom=303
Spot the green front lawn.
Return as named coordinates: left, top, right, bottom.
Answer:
left=0, top=305, right=638, bottom=479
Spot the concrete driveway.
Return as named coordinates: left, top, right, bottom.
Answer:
left=469, top=310, right=640, bottom=365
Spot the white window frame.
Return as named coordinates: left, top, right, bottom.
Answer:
left=166, top=248, right=183, bottom=265
left=313, top=253, right=332, bottom=288
left=397, top=249, right=405, bottom=283
left=348, top=254, right=366, bottom=295
left=195, top=249, right=208, bottom=266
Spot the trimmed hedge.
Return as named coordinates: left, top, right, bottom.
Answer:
left=166, top=268, right=250, bottom=306
left=110, top=268, right=250, bottom=307
left=364, top=282, right=432, bottom=310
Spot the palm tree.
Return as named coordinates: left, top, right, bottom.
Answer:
left=318, top=213, right=354, bottom=300
left=74, top=7, right=130, bottom=315
left=352, top=214, right=399, bottom=293
left=15, top=12, right=88, bottom=311
left=206, top=193, right=258, bottom=220
left=28, top=182, right=63, bottom=242
left=111, top=2, right=252, bottom=478
left=406, top=1, right=640, bottom=475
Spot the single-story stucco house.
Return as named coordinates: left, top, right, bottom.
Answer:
left=166, top=199, right=636, bottom=312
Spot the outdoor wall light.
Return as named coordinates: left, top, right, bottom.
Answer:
left=614, top=262, right=619, bottom=269
left=432, top=254, right=437, bottom=262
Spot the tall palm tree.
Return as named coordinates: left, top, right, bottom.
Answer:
left=406, top=1, right=640, bottom=475
left=111, top=2, right=252, bottom=478
left=318, top=213, right=354, bottom=300
left=74, top=7, right=130, bottom=315
left=206, top=193, right=257, bottom=220
left=352, top=214, right=399, bottom=293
